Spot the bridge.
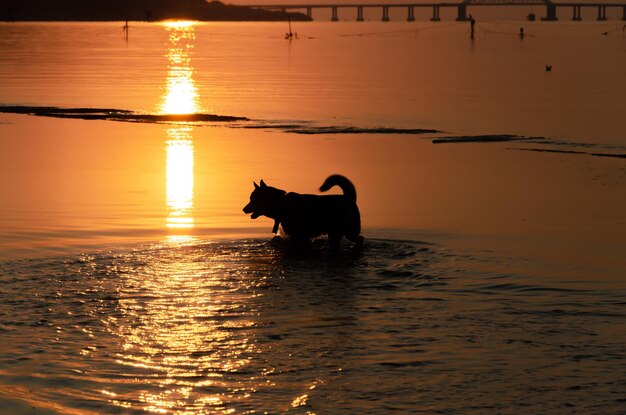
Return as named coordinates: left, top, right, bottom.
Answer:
left=243, top=0, right=626, bottom=22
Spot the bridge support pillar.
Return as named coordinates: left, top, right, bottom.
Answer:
left=542, top=4, right=558, bottom=21
left=572, top=5, right=581, bottom=21
left=331, top=6, right=338, bottom=21
left=306, top=7, right=312, bottom=18
left=407, top=6, right=415, bottom=22
left=356, top=6, right=364, bottom=21
left=430, top=5, right=441, bottom=21
left=456, top=5, right=469, bottom=21
left=382, top=6, right=390, bottom=21
left=623, top=6, right=626, bottom=20
left=597, top=5, right=607, bottom=20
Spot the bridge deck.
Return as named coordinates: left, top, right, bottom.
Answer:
left=242, top=1, right=626, bottom=22
left=243, top=2, right=626, bottom=7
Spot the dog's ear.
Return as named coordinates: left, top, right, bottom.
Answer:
left=254, top=181, right=259, bottom=189
left=260, top=180, right=267, bottom=188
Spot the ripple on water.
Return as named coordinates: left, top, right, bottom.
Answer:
left=0, top=238, right=625, bottom=414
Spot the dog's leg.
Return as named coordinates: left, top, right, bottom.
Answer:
left=288, top=235, right=311, bottom=252
left=329, top=233, right=341, bottom=253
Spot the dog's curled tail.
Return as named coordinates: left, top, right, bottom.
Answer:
left=319, top=174, right=357, bottom=203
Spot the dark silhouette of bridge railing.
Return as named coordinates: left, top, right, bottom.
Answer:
left=243, top=0, right=626, bottom=22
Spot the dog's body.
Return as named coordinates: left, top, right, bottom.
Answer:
left=243, top=175, right=363, bottom=250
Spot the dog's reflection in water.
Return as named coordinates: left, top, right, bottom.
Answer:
left=243, top=175, right=364, bottom=252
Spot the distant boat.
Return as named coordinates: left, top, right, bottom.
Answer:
left=527, top=13, right=536, bottom=21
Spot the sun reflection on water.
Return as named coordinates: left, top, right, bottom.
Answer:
left=103, top=24, right=264, bottom=413
left=162, top=22, right=198, bottom=233
left=161, top=22, right=199, bottom=115
left=105, top=247, right=259, bottom=413
left=166, top=127, right=194, bottom=230
left=100, top=21, right=315, bottom=415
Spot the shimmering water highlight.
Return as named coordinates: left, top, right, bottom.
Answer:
left=1, top=238, right=625, bottom=414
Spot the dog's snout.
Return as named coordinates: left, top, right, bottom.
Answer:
left=243, top=203, right=252, bottom=213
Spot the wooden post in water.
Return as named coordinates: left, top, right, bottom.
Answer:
left=572, top=5, right=581, bottom=21
left=331, top=6, right=338, bottom=21
left=597, top=5, right=607, bottom=20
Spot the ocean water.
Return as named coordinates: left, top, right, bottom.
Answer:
left=0, top=21, right=625, bottom=414
left=1, top=238, right=624, bottom=414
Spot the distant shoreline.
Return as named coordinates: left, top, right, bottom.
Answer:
left=1, top=18, right=310, bottom=23
left=0, top=0, right=311, bottom=22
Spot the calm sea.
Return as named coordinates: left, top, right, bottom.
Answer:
left=0, top=21, right=625, bottom=414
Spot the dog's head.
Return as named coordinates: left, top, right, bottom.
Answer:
left=243, top=180, right=285, bottom=220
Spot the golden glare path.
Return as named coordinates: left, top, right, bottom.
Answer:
left=107, top=24, right=256, bottom=415
left=166, top=127, right=194, bottom=230
left=162, top=22, right=199, bottom=235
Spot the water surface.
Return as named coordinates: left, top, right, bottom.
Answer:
left=0, top=21, right=625, bottom=414
left=1, top=237, right=625, bottom=414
